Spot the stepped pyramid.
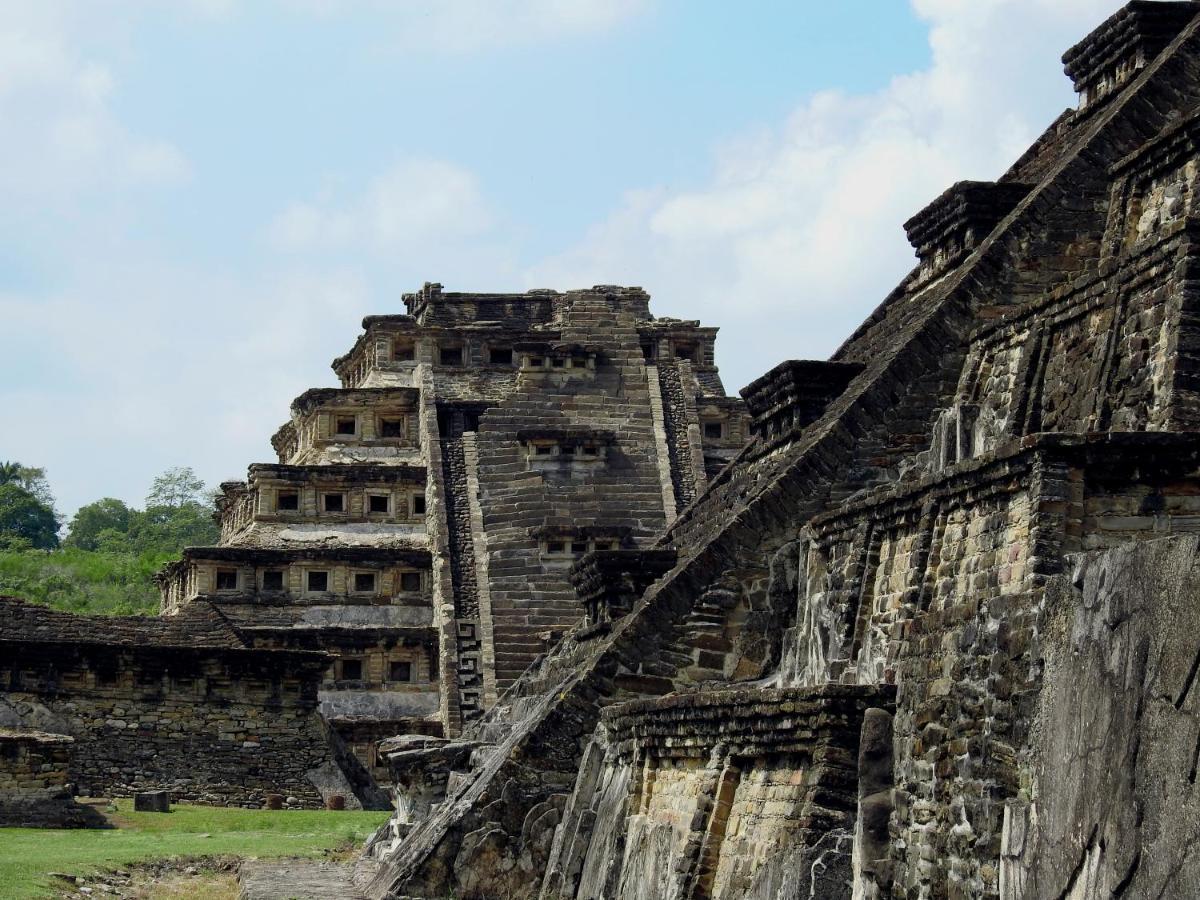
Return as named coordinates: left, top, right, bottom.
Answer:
left=157, top=283, right=747, bottom=775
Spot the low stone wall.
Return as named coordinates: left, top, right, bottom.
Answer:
left=2, top=649, right=370, bottom=808
left=0, top=599, right=387, bottom=810
left=540, top=684, right=894, bottom=900
left=0, top=731, right=103, bottom=828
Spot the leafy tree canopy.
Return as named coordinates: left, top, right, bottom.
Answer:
left=0, top=483, right=61, bottom=549
left=61, top=469, right=219, bottom=554
left=0, top=461, right=56, bottom=507
left=146, top=467, right=207, bottom=509
left=121, top=502, right=218, bottom=554
left=1, top=464, right=220, bottom=614
left=63, top=498, right=135, bottom=551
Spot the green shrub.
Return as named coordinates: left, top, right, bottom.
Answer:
left=0, top=547, right=174, bottom=615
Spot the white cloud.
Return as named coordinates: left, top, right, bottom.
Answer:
left=0, top=263, right=376, bottom=519
left=268, top=159, right=495, bottom=254
left=526, top=0, right=1124, bottom=392
left=0, top=11, right=190, bottom=200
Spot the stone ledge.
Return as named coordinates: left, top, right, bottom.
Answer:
left=601, top=684, right=895, bottom=757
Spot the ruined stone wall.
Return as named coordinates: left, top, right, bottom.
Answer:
left=944, top=207, right=1198, bottom=459
left=437, top=426, right=480, bottom=613
left=0, top=731, right=101, bottom=828
left=0, top=640, right=367, bottom=809
left=653, top=358, right=702, bottom=510
left=349, top=11, right=1200, bottom=896
left=782, top=436, right=1200, bottom=897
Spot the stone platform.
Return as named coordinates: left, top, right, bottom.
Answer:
left=237, top=860, right=364, bottom=900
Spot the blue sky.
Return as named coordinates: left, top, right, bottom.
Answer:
left=0, top=0, right=1126, bottom=520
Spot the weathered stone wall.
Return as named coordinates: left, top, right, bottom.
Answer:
left=945, top=206, right=1197, bottom=461
left=783, top=435, right=1200, bottom=897
left=467, top=292, right=686, bottom=695
left=438, top=428, right=480, bottom=620
left=654, top=358, right=702, bottom=510
left=3, top=649, right=335, bottom=807
left=0, top=731, right=102, bottom=828
left=0, top=600, right=384, bottom=809
left=540, top=686, right=891, bottom=900
left=1000, top=535, right=1200, bottom=898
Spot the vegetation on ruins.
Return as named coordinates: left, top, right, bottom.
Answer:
left=0, top=463, right=60, bottom=551
left=0, top=798, right=389, bottom=899
left=64, top=467, right=219, bottom=555
left=0, top=464, right=220, bottom=615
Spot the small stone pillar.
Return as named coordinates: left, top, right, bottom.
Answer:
left=851, top=708, right=894, bottom=900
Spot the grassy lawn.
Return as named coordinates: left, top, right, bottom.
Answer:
left=0, top=799, right=390, bottom=899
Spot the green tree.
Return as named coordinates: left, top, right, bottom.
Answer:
left=0, top=483, right=60, bottom=549
left=118, top=467, right=220, bottom=553
left=120, top=503, right=219, bottom=553
left=64, top=498, right=134, bottom=550
left=0, top=461, right=55, bottom=506
left=146, top=467, right=207, bottom=509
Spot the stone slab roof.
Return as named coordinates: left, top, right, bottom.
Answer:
left=0, top=596, right=246, bottom=649
left=215, top=603, right=434, bottom=632
left=175, top=545, right=432, bottom=565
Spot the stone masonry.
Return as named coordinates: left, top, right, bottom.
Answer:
left=0, top=731, right=104, bottom=828
left=0, top=596, right=384, bottom=810
left=157, top=284, right=748, bottom=770
left=348, top=5, right=1200, bottom=899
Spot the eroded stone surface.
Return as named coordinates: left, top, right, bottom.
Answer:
left=1003, top=535, right=1200, bottom=899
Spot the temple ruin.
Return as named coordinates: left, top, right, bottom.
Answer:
left=0, top=596, right=384, bottom=810
left=346, top=3, right=1200, bottom=898
left=6, top=2, right=1200, bottom=898
left=154, top=284, right=747, bottom=775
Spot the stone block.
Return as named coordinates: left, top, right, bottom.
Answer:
left=133, top=791, right=170, bottom=813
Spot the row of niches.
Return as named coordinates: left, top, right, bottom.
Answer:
left=266, top=486, right=426, bottom=519
left=327, top=648, right=432, bottom=687
left=521, top=352, right=595, bottom=373
left=196, top=563, right=428, bottom=600
left=384, top=337, right=591, bottom=371
left=526, top=440, right=607, bottom=465
left=27, top=665, right=307, bottom=699
left=540, top=536, right=624, bottom=560
left=379, top=334, right=715, bottom=369
left=320, top=411, right=415, bottom=442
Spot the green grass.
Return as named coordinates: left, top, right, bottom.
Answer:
left=0, top=548, right=173, bottom=615
left=0, top=799, right=390, bottom=899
